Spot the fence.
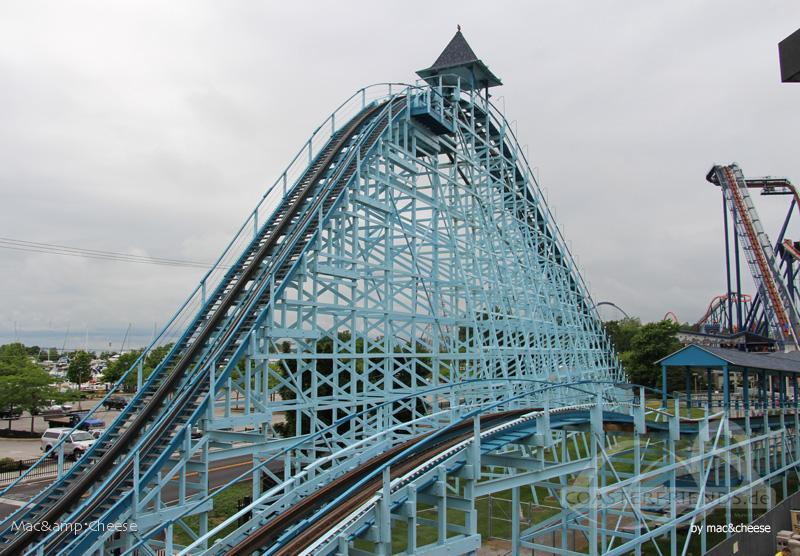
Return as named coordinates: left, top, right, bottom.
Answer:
left=0, top=457, right=73, bottom=485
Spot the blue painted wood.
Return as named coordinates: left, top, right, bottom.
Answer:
left=658, top=345, right=729, bottom=368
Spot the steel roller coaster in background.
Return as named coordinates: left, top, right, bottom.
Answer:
left=688, top=167, right=800, bottom=350
left=2, top=30, right=800, bottom=556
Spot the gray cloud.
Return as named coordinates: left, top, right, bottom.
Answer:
left=1, top=1, right=799, bottom=349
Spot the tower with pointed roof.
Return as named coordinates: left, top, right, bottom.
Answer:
left=416, top=28, right=502, bottom=91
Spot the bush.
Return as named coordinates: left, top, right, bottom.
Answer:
left=0, top=457, right=19, bottom=472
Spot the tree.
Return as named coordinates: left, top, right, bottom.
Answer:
left=145, top=344, right=173, bottom=370
left=274, top=332, right=432, bottom=438
left=0, top=343, right=57, bottom=429
left=67, top=350, right=94, bottom=396
left=274, top=332, right=346, bottom=437
left=601, top=319, right=684, bottom=392
left=0, top=343, right=34, bottom=376
left=101, top=343, right=173, bottom=392
left=622, top=320, right=683, bottom=391
left=0, top=369, right=62, bottom=433
left=0, top=343, right=76, bottom=432
left=0, top=376, right=22, bottom=429
left=603, top=318, right=642, bottom=354
left=102, top=350, right=143, bottom=390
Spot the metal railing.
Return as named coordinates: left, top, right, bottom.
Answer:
left=0, top=81, right=423, bottom=501
left=0, top=457, right=74, bottom=485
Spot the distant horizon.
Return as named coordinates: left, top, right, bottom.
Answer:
left=2, top=3, right=799, bottom=341
left=0, top=311, right=679, bottom=354
left=0, top=328, right=165, bottom=353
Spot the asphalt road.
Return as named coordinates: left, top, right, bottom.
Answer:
left=0, top=455, right=282, bottom=521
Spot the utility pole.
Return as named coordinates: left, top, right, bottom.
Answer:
left=61, top=323, right=70, bottom=355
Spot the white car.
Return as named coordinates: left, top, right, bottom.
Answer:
left=40, top=427, right=95, bottom=459
left=39, top=403, right=73, bottom=415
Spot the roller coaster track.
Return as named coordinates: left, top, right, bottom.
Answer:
left=709, top=164, right=800, bottom=348
left=224, top=409, right=529, bottom=556
left=9, top=80, right=764, bottom=556
left=0, top=97, right=405, bottom=555
left=784, top=239, right=800, bottom=262
left=695, top=293, right=751, bottom=330
left=715, top=175, right=800, bottom=337
left=9, top=31, right=791, bottom=554
left=0, top=78, right=619, bottom=554
left=201, top=400, right=800, bottom=556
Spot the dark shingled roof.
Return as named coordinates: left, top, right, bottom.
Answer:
left=427, top=31, right=480, bottom=70
left=657, top=344, right=800, bottom=373
left=701, top=346, right=800, bottom=372
left=416, top=30, right=502, bottom=90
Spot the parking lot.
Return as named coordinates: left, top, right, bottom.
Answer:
left=0, top=400, right=123, bottom=460
left=0, top=398, right=285, bottom=462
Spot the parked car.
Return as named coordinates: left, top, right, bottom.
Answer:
left=90, top=428, right=106, bottom=440
left=102, top=396, right=128, bottom=411
left=40, top=428, right=96, bottom=459
left=39, top=402, right=75, bottom=416
left=45, top=412, right=105, bottom=431
left=0, top=408, right=21, bottom=420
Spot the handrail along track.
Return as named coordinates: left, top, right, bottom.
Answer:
left=0, top=98, right=404, bottom=555
left=225, top=409, right=530, bottom=556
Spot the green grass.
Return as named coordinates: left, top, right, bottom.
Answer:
left=167, top=423, right=800, bottom=555
left=645, top=398, right=707, bottom=419
left=353, top=487, right=561, bottom=553
left=171, top=482, right=251, bottom=547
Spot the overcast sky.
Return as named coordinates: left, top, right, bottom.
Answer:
left=1, top=2, right=799, bottom=350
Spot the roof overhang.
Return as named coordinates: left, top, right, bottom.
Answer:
left=656, top=344, right=800, bottom=373
left=656, top=344, right=731, bottom=368
left=417, top=59, right=502, bottom=91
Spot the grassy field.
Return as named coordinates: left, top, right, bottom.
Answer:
left=167, top=402, right=796, bottom=554
left=171, top=482, right=250, bottom=547
left=166, top=474, right=798, bottom=555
